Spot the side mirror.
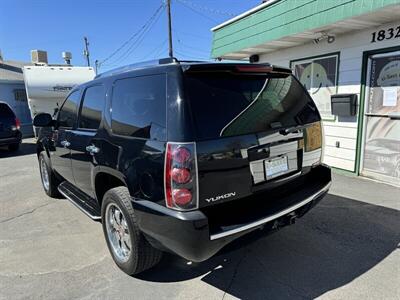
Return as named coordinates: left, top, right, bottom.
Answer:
left=33, top=113, right=54, bottom=127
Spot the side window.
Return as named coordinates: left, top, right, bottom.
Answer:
left=79, top=85, right=105, bottom=130
left=58, top=91, right=80, bottom=128
left=111, top=74, right=166, bottom=140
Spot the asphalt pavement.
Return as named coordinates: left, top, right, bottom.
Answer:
left=0, top=139, right=399, bottom=300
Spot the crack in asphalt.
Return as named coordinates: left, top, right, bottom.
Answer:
left=0, top=202, right=52, bottom=224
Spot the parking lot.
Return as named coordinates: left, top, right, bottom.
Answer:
left=0, top=139, right=399, bottom=300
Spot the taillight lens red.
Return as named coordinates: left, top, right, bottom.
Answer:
left=172, top=189, right=192, bottom=206
left=171, top=167, right=191, bottom=184
left=15, top=118, right=21, bottom=130
left=165, top=142, right=198, bottom=210
left=172, top=147, right=191, bottom=164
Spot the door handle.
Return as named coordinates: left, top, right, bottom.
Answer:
left=60, top=140, right=70, bottom=148
left=86, top=144, right=100, bottom=154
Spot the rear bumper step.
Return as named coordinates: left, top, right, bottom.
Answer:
left=210, top=181, right=331, bottom=240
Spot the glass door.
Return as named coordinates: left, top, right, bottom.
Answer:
left=361, top=50, right=400, bottom=186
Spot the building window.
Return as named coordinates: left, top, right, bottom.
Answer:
left=14, top=89, right=27, bottom=102
left=291, top=54, right=339, bottom=120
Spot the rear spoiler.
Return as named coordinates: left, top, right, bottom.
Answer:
left=182, top=63, right=292, bottom=75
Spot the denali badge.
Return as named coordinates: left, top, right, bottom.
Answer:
left=205, top=192, right=236, bottom=203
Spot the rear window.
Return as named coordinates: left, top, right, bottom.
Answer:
left=184, top=73, right=320, bottom=139
left=111, top=74, right=166, bottom=140
left=0, top=103, right=15, bottom=118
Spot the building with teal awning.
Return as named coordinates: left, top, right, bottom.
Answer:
left=211, top=0, right=400, bottom=186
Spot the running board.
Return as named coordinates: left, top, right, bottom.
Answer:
left=58, top=181, right=101, bottom=220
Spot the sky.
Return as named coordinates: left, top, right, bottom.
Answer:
left=0, top=0, right=261, bottom=72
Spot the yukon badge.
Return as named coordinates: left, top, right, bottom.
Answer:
left=205, top=192, right=236, bottom=203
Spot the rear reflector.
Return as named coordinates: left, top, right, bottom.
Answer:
left=15, top=118, right=21, bottom=130
left=165, top=142, right=198, bottom=210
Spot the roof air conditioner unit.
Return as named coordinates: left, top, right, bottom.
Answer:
left=31, top=50, right=48, bottom=65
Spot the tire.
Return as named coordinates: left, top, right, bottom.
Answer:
left=101, top=186, right=162, bottom=275
left=8, top=143, right=20, bottom=152
left=38, top=152, right=61, bottom=198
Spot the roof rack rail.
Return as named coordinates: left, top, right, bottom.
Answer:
left=95, top=57, right=179, bottom=79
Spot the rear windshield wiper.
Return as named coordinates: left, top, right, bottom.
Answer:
left=279, top=124, right=312, bottom=135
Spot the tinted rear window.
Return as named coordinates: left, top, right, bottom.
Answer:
left=184, top=73, right=320, bottom=139
left=111, top=74, right=166, bottom=140
left=0, top=103, right=15, bottom=118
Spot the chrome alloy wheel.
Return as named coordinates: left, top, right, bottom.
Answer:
left=105, top=203, right=132, bottom=263
left=40, top=157, right=50, bottom=192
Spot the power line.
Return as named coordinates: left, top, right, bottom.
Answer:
left=100, top=5, right=164, bottom=68
left=176, top=39, right=210, bottom=55
left=104, top=6, right=164, bottom=66
left=173, top=29, right=210, bottom=41
left=140, top=39, right=168, bottom=60
left=176, top=0, right=218, bottom=24
left=99, top=4, right=165, bottom=66
left=176, top=0, right=236, bottom=17
left=174, top=47, right=209, bottom=61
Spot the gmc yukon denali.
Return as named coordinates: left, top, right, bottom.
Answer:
left=33, top=58, right=331, bottom=275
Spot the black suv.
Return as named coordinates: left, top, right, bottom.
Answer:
left=0, top=102, right=22, bottom=151
left=34, top=59, right=331, bottom=275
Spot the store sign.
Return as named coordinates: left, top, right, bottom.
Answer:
left=370, top=25, right=400, bottom=43
left=292, top=55, right=338, bottom=119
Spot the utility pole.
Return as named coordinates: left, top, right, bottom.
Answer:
left=83, top=37, right=90, bottom=66
left=166, top=0, right=173, bottom=58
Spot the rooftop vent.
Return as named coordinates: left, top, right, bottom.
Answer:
left=62, top=51, right=72, bottom=65
left=31, top=50, right=48, bottom=65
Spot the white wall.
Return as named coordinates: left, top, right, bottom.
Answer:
left=259, top=21, right=400, bottom=171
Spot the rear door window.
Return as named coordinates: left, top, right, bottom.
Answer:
left=184, top=73, right=320, bottom=139
left=111, top=74, right=166, bottom=140
left=78, top=85, right=105, bottom=130
left=58, top=91, right=80, bottom=128
left=0, top=103, right=15, bottom=118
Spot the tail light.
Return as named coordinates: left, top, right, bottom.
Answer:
left=15, top=118, right=21, bottom=130
left=164, top=142, right=198, bottom=210
left=11, top=118, right=21, bottom=131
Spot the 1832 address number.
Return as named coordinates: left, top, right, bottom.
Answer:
left=371, top=26, right=400, bottom=43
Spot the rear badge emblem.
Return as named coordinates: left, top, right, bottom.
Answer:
left=205, top=192, right=236, bottom=203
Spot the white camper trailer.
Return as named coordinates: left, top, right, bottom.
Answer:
left=23, top=65, right=95, bottom=135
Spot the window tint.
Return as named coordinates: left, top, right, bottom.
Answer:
left=0, top=103, right=15, bottom=118
left=79, top=85, right=105, bottom=130
left=111, top=74, right=166, bottom=139
left=184, top=73, right=320, bottom=139
left=58, top=91, right=80, bottom=128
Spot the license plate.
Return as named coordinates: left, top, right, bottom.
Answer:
left=265, top=156, right=289, bottom=179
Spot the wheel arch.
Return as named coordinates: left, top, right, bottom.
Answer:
left=94, top=169, right=130, bottom=207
